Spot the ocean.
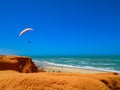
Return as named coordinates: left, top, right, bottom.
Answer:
left=28, top=55, right=120, bottom=73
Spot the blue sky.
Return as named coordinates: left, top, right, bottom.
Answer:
left=0, top=0, right=120, bottom=55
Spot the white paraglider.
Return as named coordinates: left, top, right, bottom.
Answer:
left=19, top=28, right=33, bottom=37
left=19, top=28, right=34, bottom=44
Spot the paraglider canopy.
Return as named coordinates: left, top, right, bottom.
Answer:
left=19, top=28, right=33, bottom=37
left=19, top=28, right=33, bottom=43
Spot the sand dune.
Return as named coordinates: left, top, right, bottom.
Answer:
left=0, top=70, right=111, bottom=90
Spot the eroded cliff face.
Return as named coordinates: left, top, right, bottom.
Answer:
left=0, top=55, right=39, bottom=73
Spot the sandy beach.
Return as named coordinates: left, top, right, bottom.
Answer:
left=44, top=66, right=109, bottom=74
left=0, top=55, right=120, bottom=90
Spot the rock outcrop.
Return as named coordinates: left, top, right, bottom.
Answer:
left=0, top=55, right=39, bottom=73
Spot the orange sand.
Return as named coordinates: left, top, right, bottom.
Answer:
left=0, top=70, right=120, bottom=90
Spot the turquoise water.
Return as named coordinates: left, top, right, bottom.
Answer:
left=28, top=55, right=120, bottom=73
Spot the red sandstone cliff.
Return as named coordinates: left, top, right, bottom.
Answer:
left=0, top=55, right=39, bottom=73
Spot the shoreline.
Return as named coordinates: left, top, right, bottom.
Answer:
left=43, top=66, right=116, bottom=74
